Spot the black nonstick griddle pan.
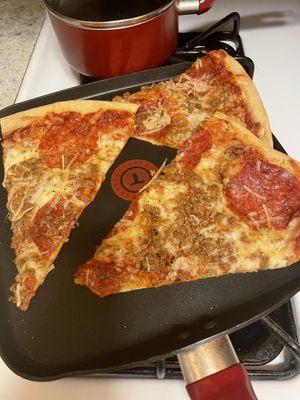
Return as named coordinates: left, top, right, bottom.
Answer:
left=0, top=61, right=299, bottom=399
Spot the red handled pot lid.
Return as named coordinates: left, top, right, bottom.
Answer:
left=43, top=0, right=175, bottom=28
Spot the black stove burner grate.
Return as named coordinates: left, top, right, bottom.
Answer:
left=81, top=12, right=299, bottom=380
left=172, top=13, right=244, bottom=58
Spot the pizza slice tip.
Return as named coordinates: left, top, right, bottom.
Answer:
left=116, top=50, right=272, bottom=148
left=1, top=100, right=138, bottom=310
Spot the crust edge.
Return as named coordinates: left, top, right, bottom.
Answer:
left=215, top=112, right=300, bottom=177
left=1, top=100, right=139, bottom=136
left=210, top=50, right=273, bottom=147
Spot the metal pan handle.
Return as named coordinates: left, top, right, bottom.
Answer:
left=178, top=336, right=258, bottom=400
left=176, top=0, right=214, bottom=15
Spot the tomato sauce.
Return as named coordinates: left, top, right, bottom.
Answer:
left=126, top=197, right=139, bottom=221
left=179, top=127, right=212, bottom=169
left=75, top=259, right=121, bottom=297
left=39, top=112, right=98, bottom=169
left=24, top=276, right=37, bottom=291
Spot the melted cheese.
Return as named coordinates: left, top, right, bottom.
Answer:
left=78, top=116, right=299, bottom=298
left=177, top=74, right=210, bottom=94
left=4, top=146, right=38, bottom=171
left=31, top=169, right=69, bottom=207
left=142, top=106, right=171, bottom=133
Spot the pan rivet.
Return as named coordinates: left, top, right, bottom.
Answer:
left=204, top=321, right=218, bottom=330
left=177, top=331, right=191, bottom=340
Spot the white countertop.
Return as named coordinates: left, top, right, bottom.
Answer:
left=1, top=0, right=300, bottom=399
left=0, top=0, right=44, bottom=109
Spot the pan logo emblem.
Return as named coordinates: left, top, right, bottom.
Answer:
left=111, top=159, right=158, bottom=201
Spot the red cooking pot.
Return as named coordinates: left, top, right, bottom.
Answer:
left=43, top=0, right=214, bottom=78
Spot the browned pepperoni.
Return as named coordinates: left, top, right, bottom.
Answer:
left=225, top=160, right=300, bottom=230
left=75, top=177, right=99, bottom=203
left=24, top=275, right=37, bottom=292
left=96, top=110, right=132, bottom=130
left=74, top=259, right=121, bottom=297
left=186, top=52, right=231, bottom=81
left=179, top=127, right=212, bottom=169
left=32, top=197, right=81, bottom=256
left=4, top=124, right=44, bottom=145
left=39, top=112, right=98, bottom=169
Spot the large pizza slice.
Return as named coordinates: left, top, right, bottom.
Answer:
left=116, top=50, right=272, bottom=148
left=1, top=100, right=138, bottom=310
left=74, top=113, right=300, bottom=297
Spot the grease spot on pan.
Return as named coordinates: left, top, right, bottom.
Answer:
left=177, top=331, right=191, bottom=340
left=204, top=321, right=218, bottom=330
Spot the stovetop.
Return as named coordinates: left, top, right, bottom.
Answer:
left=4, top=3, right=300, bottom=400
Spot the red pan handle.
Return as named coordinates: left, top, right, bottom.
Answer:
left=178, top=336, right=258, bottom=400
left=187, top=364, right=257, bottom=400
left=176, top=0, right=214, bottom=15
left=198, top=0, right=214, bottom=14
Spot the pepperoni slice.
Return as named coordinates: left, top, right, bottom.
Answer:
left=11, top=269, right=39, bottom=311
left=225, top=160, right=300, bottom=230
left=68, top=173, right=99, bottom=204
left=75, top=177, right=99, bottom=203
left=179, top=127, right=212, bottom=169
left=96, top=110, right=132, bottom=130
left=39, top=112, right=98, bottom=169
left=186, top=52, right=231, bottom=81
left=32, top=197, right=81, bottom=256
left=4, top=123, right=44, bottom=145
left=74, top=259, right=121, bottom=297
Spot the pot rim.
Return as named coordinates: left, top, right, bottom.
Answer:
left=43, top=0, right=175, bottom=29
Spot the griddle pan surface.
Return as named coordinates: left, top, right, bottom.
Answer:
left=0, top=63, right=299, bottom=381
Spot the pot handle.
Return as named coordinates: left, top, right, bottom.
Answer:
left=176, top=0, right=214, bottom=15
left=178, top=336, right=258, bottom=400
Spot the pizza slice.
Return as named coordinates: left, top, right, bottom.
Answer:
left=1, top=100, right=138, bottom=310
left=116, top=50, right=272, bottom=148
left=74, top=113, right=300, bottom=297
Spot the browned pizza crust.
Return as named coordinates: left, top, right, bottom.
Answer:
left=210, top=52, right=272, bottom=147
left=1, top=100, right=138, bottom=136
left=215, top=113, right=298, bottom=173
